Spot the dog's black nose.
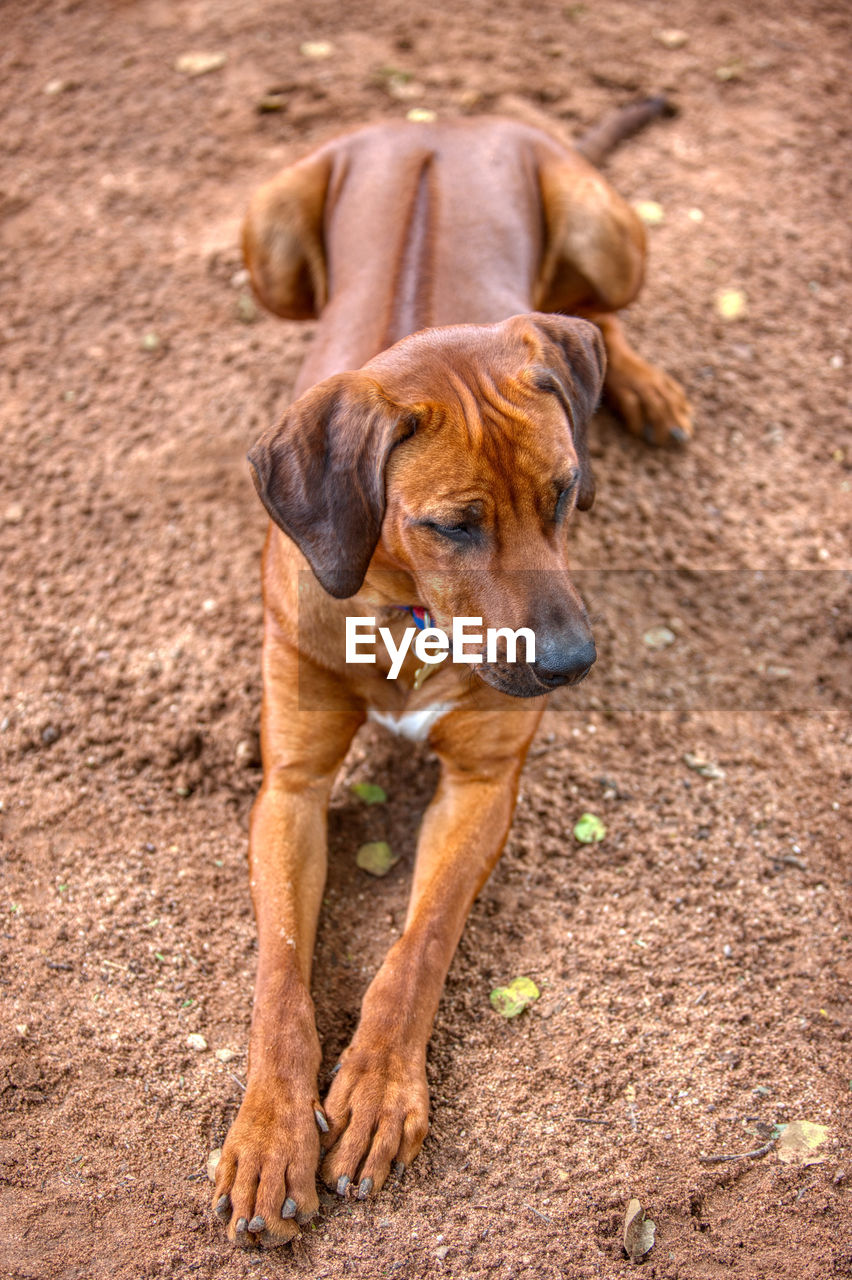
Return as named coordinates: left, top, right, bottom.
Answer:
left=533, top=635, right=596, bottom=688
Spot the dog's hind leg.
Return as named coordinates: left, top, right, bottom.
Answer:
left=535, top=151, right=693, bottom=444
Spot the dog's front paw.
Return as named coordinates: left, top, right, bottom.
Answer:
left=213, top=1078, right=324, bottom=1248
left=320, top=1040, right=430, bottom=1199
left=607, top=356, right=694, bottom=446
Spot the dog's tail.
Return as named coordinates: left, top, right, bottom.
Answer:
left=575, top=95, right=674, bottom=166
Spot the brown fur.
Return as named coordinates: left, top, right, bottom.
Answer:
left=214, top=114, right=692, bottom=1247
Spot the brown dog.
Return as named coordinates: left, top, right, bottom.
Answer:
left=213, top=104, right=691, bottom=1247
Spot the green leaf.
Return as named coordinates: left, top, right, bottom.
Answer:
left=351, top=782, right=388, bottom=805
left=355, top=841, right=398, bottom=877
left=573, top=813, right=607, bottom=843
left=490, top=976, right=540, bottom=1018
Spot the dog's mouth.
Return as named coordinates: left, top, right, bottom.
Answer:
left=474, top=660, right=593, bottom=699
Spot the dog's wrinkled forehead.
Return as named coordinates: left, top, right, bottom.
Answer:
left=365, top=316, right=550, bottom=408
left=371, top=312, right=603, bottom=515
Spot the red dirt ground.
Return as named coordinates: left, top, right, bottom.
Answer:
left=1, top=2, right=850, bottom=1277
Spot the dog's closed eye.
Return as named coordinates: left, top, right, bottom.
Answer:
left=417, top=518, right=481, bottom=546
left=553, top=471, right=581, bottom=522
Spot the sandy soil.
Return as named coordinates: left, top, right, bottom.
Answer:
left=1, top=1, right=850, bottom=1277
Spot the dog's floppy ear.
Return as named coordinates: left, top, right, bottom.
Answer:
left=526, top=312, right=606, bottom=511
left=248, top=373, right=418, bottom=598
left=242, top=146, right=335, bottom=319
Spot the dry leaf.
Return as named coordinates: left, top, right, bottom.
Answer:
left=683, top=752, right=726, bottom=779
left=776, top=1121, right=829, bottom=1165
left=207, top=1148, right=221, bottom=1182
left=300, top=41, right=334, bottom=59
left=623, top=1198, right=656, bottom=1261
left=175, top=52, right=226, bottom=76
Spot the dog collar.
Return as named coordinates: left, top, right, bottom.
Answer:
left=396, top=605, right=433, bottom=631
left=393, top=605, right=437, bottom=689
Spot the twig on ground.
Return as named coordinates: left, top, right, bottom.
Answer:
left=763, top=852, right=807, bottom=870
left=522, top=1202, right=553, bottom=1224
left=574, top=1116, right=612, bottom=1125
left=229, top=1072, right=246, bottom=1092
left=698, top=1138, right=776, bottom=1164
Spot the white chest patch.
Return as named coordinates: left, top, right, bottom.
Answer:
left=367, top=701, right=455, bottom=742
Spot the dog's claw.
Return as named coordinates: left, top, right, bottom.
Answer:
left=394, top=1160, right=406, bottom=1179
left=315, top=1107, right=329, bottom=1133
left=337, top=1175, right=350, bottom=1196
left=235, top=1216, right=249, bottom=1236
left=330, top=1061, right=342, bottom=1077
left=358, top=1176, right=373, bottom=1200
left=281, top=1197, right=298, bottom=1219
left=670, top=426, right=688, bottom=444
left=214, top=1193, right=230, bottom=1218
left=248, top=1214, right=266, bottom=1233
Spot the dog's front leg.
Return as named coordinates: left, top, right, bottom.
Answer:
left=321, top=704, right=542, bottom=1199
left=214, top=630, right=363, bottom=1247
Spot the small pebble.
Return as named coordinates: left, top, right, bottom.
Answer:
left=643, top=625, right=676, bottom=650
left=654, top=28, right=688, bottom=48
left=140, top=331, right=161, bottom=352
left=436, top=1245, right=450, bottom=1261
left=186, top=1033, right=207, bottom=1052
left=716, top=61, right=744, bottom=81
left=215, top=1047, right=236, bottom=1063
left=41, top=725, right=60, bottom=745
left=387, top=76, right=423, bottom=101
left=235, top=738, right=260, bottom=768
left=634, top=200, right=664, bottom=226
left=257, top=93, right=287, bottom=113
left=4, top=503, right=23, bottom=524
left=407, top=108, right=436, bottom=122
left=715, top=289, right=747, bottom=320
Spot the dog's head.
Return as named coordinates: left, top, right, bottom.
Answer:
left=248, top=312, right=604, bottom=697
